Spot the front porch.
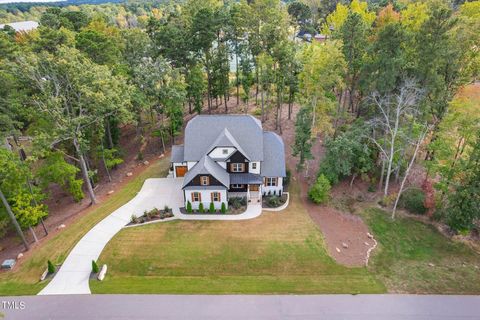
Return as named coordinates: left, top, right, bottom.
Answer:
left=228, top=184, right=262, bottom=204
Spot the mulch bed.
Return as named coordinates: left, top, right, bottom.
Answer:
left=127, top=208, right=175, bottom=226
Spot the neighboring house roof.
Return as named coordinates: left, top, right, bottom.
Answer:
left=261, top=131, right=286, bottom=177
left=183, top=115, right=263, bottom=161
left=0, top=21, right=38, bottom=32
left=230, top=173, right=263, bottom=185
left=182, top=155, right=230, bottom=188
left=207, top=128, right=250, bottom=160
left=171, top=145, right=184, bottom=163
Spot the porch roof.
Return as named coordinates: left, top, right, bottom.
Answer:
left=230, top=173, right=263, bottom=185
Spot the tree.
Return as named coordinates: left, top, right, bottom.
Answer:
left=20, top=47, right=132, bottom=205
left=292, top=106, right=313, bottom=174
left=308, top=174, right=331, bottom=204
left=288, top=2, right=312, bottom=34
left=36, top=152, right=84, bottom=202
left=368, top=79, right=424, bottom=196
left=445, top=129, right=480, bottom=232
left=318, top=121, right=374, bottom=185
left=186, top=64, right=206, bottom=114
left=340, top=12, right=368, bottom=115
left=299, top=42, right=345, bottom=135
left=0, top=148, right=47, bottom=249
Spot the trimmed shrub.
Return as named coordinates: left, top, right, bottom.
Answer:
left=308, top=174, right=331, bottom=204
left=284, top=169, right=291, bottom=186
left=164, top=205, right=170, bottom=213
left=209, top=202, right=215, bottom=213
left=267, top=196, right=281, bottom=208
left=198, top=202, right=204, bottom=213
left=130, top=214, right=137, bottom=224
left=221, top=202, right=226, bottom=214
left=239, top=197, right=247, bottom=206
left=399, top=188, right=427, bottom=215
left=47, top=260, right=55, bottom=274
left=92, top=260, right=99, bottom=273
left=186, top=201, right=192, bottom=213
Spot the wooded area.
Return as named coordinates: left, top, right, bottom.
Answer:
left=0, top=0, right=479, bottom=253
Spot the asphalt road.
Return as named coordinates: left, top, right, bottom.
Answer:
left=1, top=294, right=480, bottom=320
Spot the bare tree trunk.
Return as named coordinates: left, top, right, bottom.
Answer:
left=74, top=137, right=97, bottom=205
left=101, top=144, right=112, bottom=182
left=29, top=226, right=38, bottom=243
left=392, top=128, right=428, bottom=219
left=0, top=188, right=29, bottom=251
left=105, top=118, right=114, bottom=149
left=261, top=89, right=265, bottom=122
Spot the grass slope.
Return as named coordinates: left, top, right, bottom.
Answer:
left=364, top=208, right=480, bottom=294
left=91, top=182, right=385, bottom=294
left=0, top=159, right=169, bottom=296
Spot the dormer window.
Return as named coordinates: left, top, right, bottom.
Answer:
left=222, top=149, right=228, bottom=155
left=200, top=176, right=210, bottom=185
left=252, top=163, right=257, bottom=170
left=231, top=163, right=244, bottom=172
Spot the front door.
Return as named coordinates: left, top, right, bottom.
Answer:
left=175, top=166, right=187, bottom=177
left=249, top=184, right=259, bottom=192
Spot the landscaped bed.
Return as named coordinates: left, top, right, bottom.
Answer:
left=128, top=207, right=174, bottom=226
left=262, top=194, right=288, bottom=209
left=180, top=197, right=248, bottom=215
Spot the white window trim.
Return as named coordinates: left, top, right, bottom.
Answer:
left=232, top=163, right=244, bottom=172
left=192, top=192, right=200, bottom=202
left=231, top=184, right=243, bottom=189
left=212, top=192, right=221, bottom=202
left=200, top=176, right=209, bottom=186
left=266, top=177, right=277, bottom=187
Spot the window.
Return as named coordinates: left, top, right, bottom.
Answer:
left=231, top=163, right=244, bottom=172
left=231, top=184, right=244, bottom=189
left=200, top=176, right=209, bottom=186
left=251, top=163, right=257, bottom=170
left=192, top=192, right=201, bottom=202
left=211, top=192, right=221, bottom=202
left=266, top=177, right=277, bottom=187
left=222, top=149, right=228, bottom=155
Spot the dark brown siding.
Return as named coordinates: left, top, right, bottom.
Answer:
left=185, top=174, right=224, bottom=187
left=228, top=184, right=248, bottom=192
left=227, top=151, right=249, bottom=173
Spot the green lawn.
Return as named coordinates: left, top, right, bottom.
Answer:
left=364, top=208, right=480, bottom=294
left=0, top=159, right=169, bottom=296
left=91, top=182, right=386, bottom=294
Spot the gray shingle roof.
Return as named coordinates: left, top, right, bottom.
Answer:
left=171, top=145, right=184, bottom=163
left=207, top=128, right=250, bottom=160
left=182, top=155, right=230, bottom=188
left=230, top=173, right=263, bottom=184
left=261, top=131, right=286, bottom=177
left=183, top=115, right=263, bottom=161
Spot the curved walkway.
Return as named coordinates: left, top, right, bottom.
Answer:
left=39, top=178, right=262, bottom=295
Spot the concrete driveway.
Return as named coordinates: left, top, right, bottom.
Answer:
left=39, top=178, right=184, bottom=295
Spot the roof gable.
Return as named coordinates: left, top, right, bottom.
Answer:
left=182, top=156, right=230, bottom=188
left=184, top=115, right=263, bottom=161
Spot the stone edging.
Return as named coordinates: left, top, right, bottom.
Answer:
left=262, top=192, right=290, bottom=212
left=365, top=236, right=378, bottom=266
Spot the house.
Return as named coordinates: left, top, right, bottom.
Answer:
left=170, top=115, right=286, bottom=210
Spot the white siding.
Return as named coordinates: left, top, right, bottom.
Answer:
left=208, top=147, right=236, bottom=159
left=184, top=189, right=228, bottom=210
left=187, top=161, right=197, bottom=170
left=249, top=161, right=261, bottom=174
left=172, top=162, right=187, bottom=178
left=262, top=177, right=283, bottom=196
